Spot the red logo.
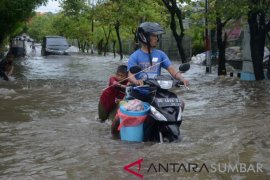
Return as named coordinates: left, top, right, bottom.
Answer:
left=123, top=158, right=144, bottom=179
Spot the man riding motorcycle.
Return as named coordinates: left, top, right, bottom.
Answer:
left=127, top=22, right=189, bottom=86
left=111, top=22, right=189, bottom=142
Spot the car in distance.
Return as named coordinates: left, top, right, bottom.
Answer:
left=41, top=36, right=70, bottom=56
left=10, top=37, right=26, bottom=57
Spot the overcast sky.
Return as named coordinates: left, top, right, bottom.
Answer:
left=35, top=0, right=61, bottom=13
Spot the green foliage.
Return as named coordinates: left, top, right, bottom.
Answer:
left=0, top=0, right=48, bottom=47
left=28, top=13, right=58, bottom=42
left=56, top=0, right=168, bottom=53
left=183, top=2, right=205, bottom=55
left=60, top=0, right=86, bottom=16
left=93, top=0, right=168, bottom=54
left=25, top=0, right=171, bottom=54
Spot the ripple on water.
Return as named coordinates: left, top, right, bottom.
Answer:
left=1, top=56, right=270, bottom=179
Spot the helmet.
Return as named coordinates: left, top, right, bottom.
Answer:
left=137, top=22, right=165, bottom=45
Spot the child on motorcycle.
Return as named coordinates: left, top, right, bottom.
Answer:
left=98, top=65, right=128, bottom=122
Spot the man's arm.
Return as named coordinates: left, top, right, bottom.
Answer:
left=128, top=71, right=144, bottom=86
left=167, top=65, right=189, bottom=86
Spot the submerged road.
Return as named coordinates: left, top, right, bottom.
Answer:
left=0, top=44, right=270, bottom=179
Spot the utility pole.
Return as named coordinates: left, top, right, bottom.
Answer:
left=205, top=0, right=211, bottom=73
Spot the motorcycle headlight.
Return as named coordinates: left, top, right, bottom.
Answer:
left=150, top=106, right=167, bottom=121
left=157, top=80, right=173, bottom=89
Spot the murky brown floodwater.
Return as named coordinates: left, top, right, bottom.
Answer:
left=0, top=44, right=269, bottom=179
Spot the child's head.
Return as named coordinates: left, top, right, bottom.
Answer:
left=116, top=65, right=128, bottom=81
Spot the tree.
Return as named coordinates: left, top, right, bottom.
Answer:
left=161, top=0, right=188, bottom=63
left=212, top=0, right=245, bottom=76
left=60, top=0, right=94, bottom=52
left=184, top=2, right=205, bottom=56
left=215, top=16, right=229, bottom=76
left=95, top=0, right=166, bottom=59
left=247, top=0, right=270, bottom=80
left=28, top=13, right=58, bottom=42
left=212, top=0, right=270, bottom=80
left=0, top=0, right=48, bottom=49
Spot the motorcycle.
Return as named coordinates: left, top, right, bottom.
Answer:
left=111, top=63, right=190, bottom=143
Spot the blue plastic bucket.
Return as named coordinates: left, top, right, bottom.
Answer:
left=119, top=102, right=150, bottom=142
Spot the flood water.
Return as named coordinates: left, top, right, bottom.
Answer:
left=0, top=44, right=270, bottom=179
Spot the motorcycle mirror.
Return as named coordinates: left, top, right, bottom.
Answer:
left=129, top=66, right=142, bottom=74
left=179, top=63, right=190, bottom=73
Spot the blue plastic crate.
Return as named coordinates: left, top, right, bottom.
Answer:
left=241, top=72, right=255, bottom=81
